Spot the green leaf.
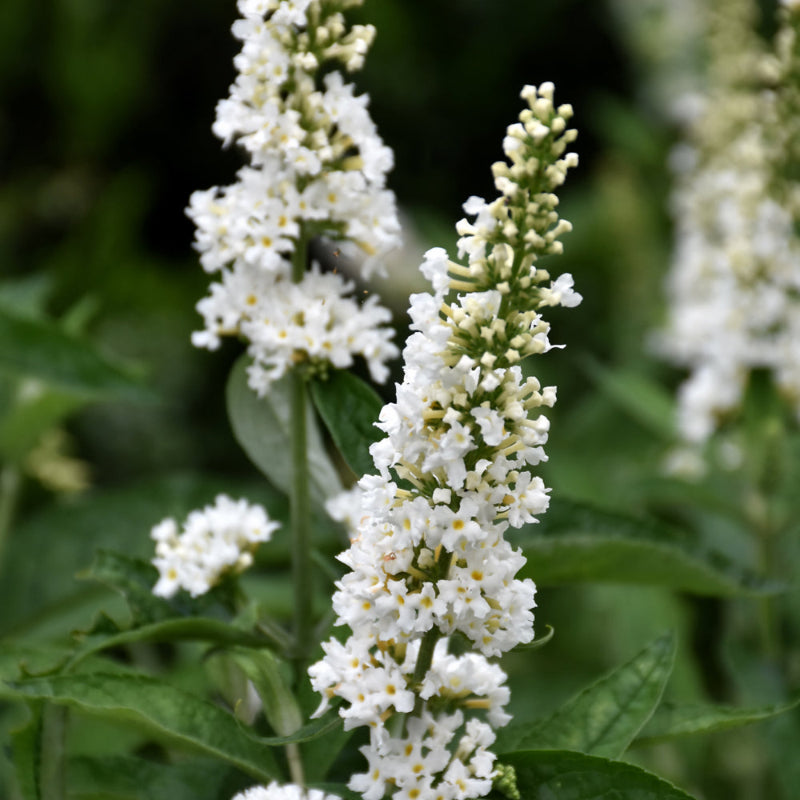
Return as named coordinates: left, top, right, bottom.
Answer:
left=0, top=306, right=151, bottom=402
left=496, top=633, right=675, bottom=758
left=517, top=498, right=778, bottom=596
left=79, top=549, right=248, bottom=629
left=68, top=755, right=241, bottom=800
left=226, top=355, right=343, bottom=504
left=0, top=645, right=72, bottom=682
left=258, top=708, right=343, bottom=746
left=0, top=473, right=287, bottom=637
left=67, top=617, right=268, bottom=672
left=79, top=550, right=179, bottom=626
left=228, top=649, right=302, bottom=737
left=310, top=370, right=383, bottom=478
left=301, top=720, right=354, bottom=785
left=634, top=696, right=800, bottom=745
left=2, top=673, right=279, bottom=782
left=584, top=359, right=676, bottom=439
left=0, top=274, right=53, bottom=318
left=502, top=750, right=697, bottom=800
left=0, top=387, right=87, bottom=462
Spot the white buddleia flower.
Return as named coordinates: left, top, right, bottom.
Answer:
left=188, top=0, right=401, bottom=394
left=232, top=783, right=342, bottom=800
left=151, top=495, right=279, bottom=598
left=656, top=0, right=800, bottom=465
left=311, top=83, right=580, bottom=800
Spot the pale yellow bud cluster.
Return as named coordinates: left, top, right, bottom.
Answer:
left=447, top=84, right=579, bottom=329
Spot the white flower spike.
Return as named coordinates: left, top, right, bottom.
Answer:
left=188, top=0, right=401, bottom=395
left=311, top=82, right=580, bottom=800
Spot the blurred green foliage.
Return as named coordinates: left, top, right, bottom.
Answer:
left=1, top=1, right=798, bottom=799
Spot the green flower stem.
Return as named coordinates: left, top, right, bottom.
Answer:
left=289, top=370, right=312, bottom=662
left=286, top=742, right=306, bottom=788
left=285, top=228, right=312, bottom=786
left=410, top=628, right=442, bottom=719
left=410, top=551, right=453, bottom=715
left=290, top=229, right=313, bottom=665
left=40, top=705, right=67, bottom=800
left=413, top=628, right=441, bottom=682
left=753, top=487, right=780, bottom=662
left=747, top=412, right=784, bottom=663
left=0, top=464, right=21, bottom=571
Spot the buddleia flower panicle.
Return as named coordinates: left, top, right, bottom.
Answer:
left=151, top=494, right=279, bottom=598
left=232, top=783, right=342, bottom=800
left=655, top=0, right=800, bottom=470
left=310, top=82, right=580, bottom=800
left=187, top=0, right=401, bottom=394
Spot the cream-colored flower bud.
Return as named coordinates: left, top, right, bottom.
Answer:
left=545, top=164, right=566, bottom=186
left=329, top=14, right=346, bottom=38
left=538, top=81, right=555, bottom=99
left=492, top=161, right=510, bottom=178
left=529, top=121, right=550, bottom=144
left=495, top=176, right=516, bottom=196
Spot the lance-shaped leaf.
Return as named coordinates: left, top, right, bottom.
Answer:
left=228, top=649, right=303, bottom=737
left=301, top=721, right=355, bottom=784
left=517, top=498, right=778, bottom=596
left=634, top=696, right=800, bottom=746
left=0, top=474, right=288, bottom=637
left=0, top=306, right=150, bottom=401
left=80, top=549, right=181, bottom=626
left=226, top=355, right=343, bottom=504
left=0, top=645, right=72, bottom=682
left=502, top=750, right=698, bottom=800
left=0, top=388, right=86, bottom=463
left=68, top=755, right=238, bottom=800
left=1, top=673, right=280, bottom=781
left=79, top=550, right=255, bottom=629
left=310, top=370, right=383, bottom=478
left=584, top=359, right=676, bottom=439
left=496, top=632, right=675, bottom=758
left=67, top=617, right=269, bottom=672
